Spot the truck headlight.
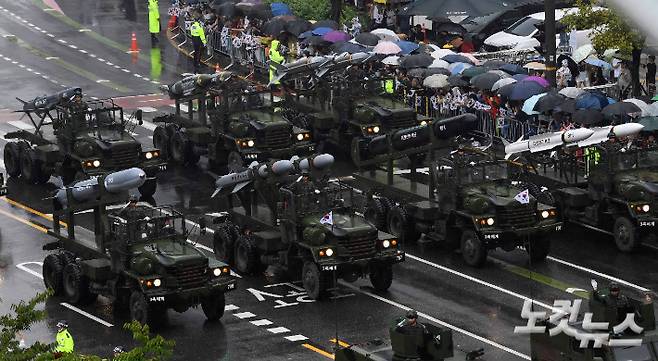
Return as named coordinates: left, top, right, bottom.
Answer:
left=420, top=120, right=427, bottom=126
left=319, top=248, right=334, bottom=257
left=153, top=278, right=161, bottom=287
left=297, top=133, right=304, bottom=141
left=477, top=217, right=495, bottom=226
left=382, top=240, right=391, bottom=248
left=486, top=218, right=495, bottom=226
left=237, top=139, right=255, bottom=148
left=541, top=210, right=550, bottom=219
left=144, top=151, right=159, bottom=160
left=213, top=268, right=222, bottom=277
left=247, top=140, right=255, bottom=147
left=83, top=160, right=102, bottom=168
left=364, top=126, right=381, bottom=134
left=635, top=204, right=650, bottom=213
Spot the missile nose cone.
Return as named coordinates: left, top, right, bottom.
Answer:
left=312, top=154, right=335, bottom=170
left=613, top=123, right=644, bottom=137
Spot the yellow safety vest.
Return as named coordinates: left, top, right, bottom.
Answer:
left=148, top=0, right=160, bottom=34
left=584, top=146, right=601, bottom=176
left=383, top=79, right=394, bottom=94
left=269, top=40, right=284, bottom=84
left=190, top=21, right=206, bottom=45
left=55, top=329, right=74, bottom=353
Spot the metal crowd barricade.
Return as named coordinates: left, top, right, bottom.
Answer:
left=583, top=83, right=620, bottom=100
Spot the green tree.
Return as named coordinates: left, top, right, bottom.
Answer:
left=1, top=291, right=175, bottom=361
left=561, top=0, right=646, bottom=95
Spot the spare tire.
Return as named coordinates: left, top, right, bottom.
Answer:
left=4, top=142, right=22, bottom=177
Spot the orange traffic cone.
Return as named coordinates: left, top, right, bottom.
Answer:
left=215, top=63, right=221, bottom=73
left=129, top=32, right=139, bottom=53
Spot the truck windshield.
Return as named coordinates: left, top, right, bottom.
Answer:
left=506, top=16, right=541, bottom=37
left=614, top=149, right=658, bottom=171
left=461, top=162, right=510, bottom=185
left=612, top=344, right=653, bottom=361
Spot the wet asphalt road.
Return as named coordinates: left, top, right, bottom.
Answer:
left=0, top=1, right=657, bottom=360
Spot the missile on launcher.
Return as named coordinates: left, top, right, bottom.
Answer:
left=160, top=72, right=234, bottom=99
left=15, top=87, right=82, bottom=113
left=54, top=167, right=147, bottom=208
left=576, top=123, right=645, bottom=148
left=504, top=128, right=595, bottom=160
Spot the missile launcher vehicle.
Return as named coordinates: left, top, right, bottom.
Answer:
left=2, top=89, right=165, bottom=197
left=352, top=114, right=562, bottom=267
left=153, top=73, right=314, bottom=170
left=521, top=143, right=657, bottom=252
left=199, top=154, right=405, bottom=300
left=530, top=280, right=657, bottom=361
left=42, top=168, right=237, bottom=326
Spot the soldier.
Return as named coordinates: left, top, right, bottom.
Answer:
left=395, top=309, right=428, bottom=336
left=53, top=320, right=74, bottom=357
left=593, top=282, right=634, bottom=323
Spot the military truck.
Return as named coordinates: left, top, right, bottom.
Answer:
left=351, top=114, right=561, bottom=266
left=282, top=76, right=431, bottom=164
left=523, top=144, right=657, bottom=252
left=530, top=280, right=657, bottom=361
left=152, top=73, right=314, bottom=170
left=335, top=319, right=484, bottom=361
left=200, top=154, right=404, bottom=300
left=2, top=88, right=165, bottom=197
left=42, top=168, right=237, bottom=325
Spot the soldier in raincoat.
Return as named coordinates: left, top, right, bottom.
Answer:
left=148, top=0, right=160, bottom=44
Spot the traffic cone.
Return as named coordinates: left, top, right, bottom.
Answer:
left=215, top=63, right=221, bottom=73
left=129, top=32, right=139, bottom=53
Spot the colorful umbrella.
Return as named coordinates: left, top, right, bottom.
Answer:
left=584, top=56, right=612, bottom=70
left=373, top=41, right=401, bottom=55
left=312, top=27, right=333, bottom=36
left=322, top=30, right=350, bottom=43
left=523, top=76, right=549, bottom=88
left=397, top=40, right=420, bottom=55
left=448, top=62, right=472, bottom=75
left=575, top=92, right=609, bottom=110
left=457, top=52, right=480, bottom=65
left=522, top=93, right=546, bottom=115
left=509, top=81, right=547, bottom=101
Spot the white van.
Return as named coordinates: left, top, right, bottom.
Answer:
left=482, top=8, right=593, bottom=52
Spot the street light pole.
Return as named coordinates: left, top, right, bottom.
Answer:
left=544, top=0, right=557, bottom=87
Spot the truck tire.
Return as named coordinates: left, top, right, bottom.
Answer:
left=302, top=261, right=328, bottom=300
left=153, top=126, right=170, bottom=159
left=614, top=217, right=638, bottom=252
left=525, top=236, right=551, bottom=263
left=234, top=235, right=258, bottom=274
left=43, top=254, right=65, bottom=296
left=369, top=263, right=393, bottom=292
left=227, top=151, right=244, bottom=172
left=129, top=291, right=160, bottom=326
left=62, top=263, right=96, bottom=305
left=460, top=230, right=487, bottom=267
left=387, top=206, right=420, bottom=244
left=201, top=292, right=226, bottom=321
left=138, top=178, right=157, bottom=198
left=364, top=198, right=389, bottom=231
left=170, top=131, right=199, bottom=165
left=20, top=149, right=49, bottom=184
left=213, top=226, right=235, bottom=264
left=4, top=142, right=22, bottom=177
left=59, top=251, right=77, bottom=266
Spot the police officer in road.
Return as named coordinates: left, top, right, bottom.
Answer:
left=148, top=0, right=160, bottom=45
left=189, top=11, right=207, bottom=74
left=54, top=320, right=74, bottom=357
left=268, top=34, right=285, bottom=87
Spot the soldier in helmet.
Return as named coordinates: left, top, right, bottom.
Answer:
left=395, top=309, right=428, bottom=336
left=593, top=282, right=634, bottom=323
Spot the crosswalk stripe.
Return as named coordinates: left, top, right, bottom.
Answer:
left=7, top=120, right=33, bottom=130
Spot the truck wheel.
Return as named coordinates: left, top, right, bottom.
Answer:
left=59, top=251, right=77, bottom=266
left=525, top=236, right=551, bottom=263
left=201, top=292, right=226, bottom=321
left=387, top=206, right=420, bottom=244
left=369, top=263, right=393, bottom=292
left=43, top=254, right=65, bottom=296
left=350, top=137, right=368, bottom=165
left=138, top=178, right=157, bottom=198
left=227, top=151, right=244, bottom=172
left=302, top=261, right=327, bottom=300
left=129, top=291, right=152, bottom=325
left=170, top=131, right=197, bottom=165
left=213, top=226, right=235, bottom=264
left=364, top=198, right=389, bottom=231
left=153, top=126, right=170, bottom=159
left=20, top=149, right=49, bottom=184
left=234, top=235, right=258, bottom=274
left=460, top=230, right=487, bottom=267
left=62, top=263, right=96, bottom=305
left=614, top=217, right=638, bottom=252
left=4, top=143, right=22, bottom=177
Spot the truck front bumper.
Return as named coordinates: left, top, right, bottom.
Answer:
left=478, top=221, right=563, bottom=244
left=316, top=250, right=405, bottom=272
left=143, top=276, right=237, bottom=306
left=240, top=142, right=315, bottom=161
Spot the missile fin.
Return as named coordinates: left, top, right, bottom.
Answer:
left=232, top=181, right=252, bottom=194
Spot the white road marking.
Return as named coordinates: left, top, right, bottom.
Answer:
left=224, top=304, right=239, bottom=311
left=138, top=107, right=157, bottom=113
left=121, top=69, right=131, bottom=73
left=96, top=79, right=110, bottom=83
left=57, top=39, right=67, bottom=44
left=89, top=54, right=97, bottom=58
left=405, top=254, right=559, bottom=312
left=60, top=303, right=114, bottom=327
left=79, top=28, right=91, bottom=32
left=566, top=287, right=588, bottom=294
left=140, top=120, right=157, bottom=131
left=8, top=120, right=34, bottom=130
left=233, top=311, right=256, bottom=319
left=78, top=49, right=87, bottom=54
left=266, top=326, right=290, bottom=334
left=340, top=281, right=530, bottom=360
left=547, top=256, right=651, bottom=292
left=133, top=74, right=142, bottom=78
left=16, top=262, right=43, bottom=279
left=97, top=58, right=105, bottom=62
left=68, top=44, right=77, bottom=49
left=250, top=319, right=273, bottom=326
left=284, top=335, right=308, bottom=342
left=47, top=33, right=55, bottom=38
left=45, top=56, right=59, bottom=60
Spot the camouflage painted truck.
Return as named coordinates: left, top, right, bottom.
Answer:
left=531, top=280, right=657, bottom=361
left=199, top=154, right=404, bottom=300
left=152, top=73, right=313, bottom=170
left=352, top=114, right=562, bottom=266
left=523, top=144, right=658, bottom=252
left=2, top=88, right=165, bottom=196
left=42, top=168, right=237, bottom=326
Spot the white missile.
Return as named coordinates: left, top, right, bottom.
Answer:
left=504, top=128, right=595, bottom=159
left=576, top=123, right=645, bottom=147
left=55, top=168, right=147, bottom=208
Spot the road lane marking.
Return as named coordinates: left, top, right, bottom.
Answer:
left=330, top=339, right=350, bottom=348
left=233, top=311, right=256, bottom=319
left=60, top=303, right=114, bottom=327
left=0, top=205, right=47, bottom=232
left=301, top=344, right=334, bottom=360
left=547, top=256, right=650, bottom=292
left=267, top=326, right=290, bottom=334
left=250, top=319, right=273, bottom=326
left=340, top=281, right=530, bottom=360
left=16, top=262, right=44, bottom=279
left=495, top=260, right=590, bottom=299
left=285, top=335, right=309, bottom=342
left=0, top=196, right=66, bottom=226
left=225, top=304, right=239, bottom=311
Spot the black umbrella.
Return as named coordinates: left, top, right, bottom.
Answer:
left=330, top=41, right=367, bottom=54
left=430, top=17, right=467, bottom=35
left=553, top=98, right=576, bottom=114
left=313, top=19, right=339, bottom=30
left=447, top=75, right=469, bottom=87
left=355, top=33, right=380, bottom=46
left=534, top=92, right=565, bottom=113
left=426, top=67, right=451, bottom=76
left=301, top=36, right=330, bottom=46
left=214, top=2, right=241, bottom=17
left=497, top=82, right=516, bottom=98
left=482, top=59, right=507, bottom=70
left=573, top=109, right=604, bottom=125
left=500, top=63, right=528, bottom=75
left=602, top=102, right=642, bottom=119
left=400, top=0, right=539, bottom=19
left=241, top=3, right=272, bottom=19
left=442, top=54, right=473, bottom=64
left=285, top=19, right=312, bottom=36
left=262, top=18, right=287, bottom=36
left=509, top=81, right=546, bottom=101
left=399, top=53, right=433, bottom=69
left=408, top=68, right=428, bottom=79
left=470, top=72, right=507, bottom=90
left=413, top=44, right=434, bottom=55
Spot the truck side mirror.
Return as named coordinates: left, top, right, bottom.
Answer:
left=198, top=218, right=207, bottom=234
left=135, top=109, right=143, bottom=125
